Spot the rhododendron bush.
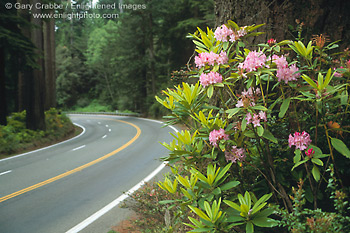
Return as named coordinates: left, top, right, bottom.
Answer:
left=156, top=20, right=350, bottom=232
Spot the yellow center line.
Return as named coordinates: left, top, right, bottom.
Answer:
left=0, top=118, right=141, bottom=203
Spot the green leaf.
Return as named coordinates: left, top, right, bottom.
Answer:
left=188, top=206, right=211, bottom=222
left=262, top=129, right=278, bottom=143
left=251, top=105, right=268, bottom=111
left=226, top=216, right=245, bottom=223
left=246, top=222, right=254, bottom=233
left=252, top=217, right=279, bottom=228
left=226, top=108, right=241, bottom=118
left=291, top=159, right=308, bottom=171
left=279, top=98, right=291, bottom=118
left=331, top=138, right=350, bottom=159
left=257, top=126, right=264, bottom=137
left=302, top=74, right=318, bottom=89
left=221, top=181, right=240, bottom=191
left=241, top=117, right=247, bottom=131
left=312, top=166, right=321, bottom=181
left=311, top=158, right=323, bottom=166
left=224, top=200, right=241, bottom=212
left=207, top=85, right=214, bottom=98
left=159, top=200, right=176, bottom=205
left=294, top=150, right=301, bottom=163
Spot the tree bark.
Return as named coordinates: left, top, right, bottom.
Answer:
left=26, top=0, right=46, bottom=130
left=214, top=0, right=350, bottom=48
left=43, top=15, right=56, bottom=110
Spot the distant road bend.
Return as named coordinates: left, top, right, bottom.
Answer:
left=0, top=114, right=176, bottom=233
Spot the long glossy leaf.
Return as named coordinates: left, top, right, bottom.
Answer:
left=252, top=217, right=279, bottom=227
left=301, top=74, right=318, bottom=89
left=312, top=165, right=321, bottom=181
left=279, top=98, right=291, bottom=118
left=331, top=138, right=350, bottom=159
left=246, top=222, right=254, bottom=233
left=224, top=200, right=241, bottom=212
left=262, top=129, right=278, bottom=143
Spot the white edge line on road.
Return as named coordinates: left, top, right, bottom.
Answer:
left=0, top=123, right=86, bottom=163
left=72, top=145, right=86, bottom=151
left=0, top=170, right=12, bottom=176
left=65, top=118, right=178, bottom=233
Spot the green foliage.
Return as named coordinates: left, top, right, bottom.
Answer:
left=0, top=109, right=75, bottom=156
left=154, top=19, right=350, bottom=233
left=72, top=99, right=113, bottom=113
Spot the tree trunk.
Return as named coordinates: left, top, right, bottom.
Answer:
left=26, top=0, right=46, bottom=130
left=43, top=15, right=56, bottom=110
left=214, top=0, right=350, bottom=48
left=17, top=0, right=33, bottom=114
left=0, top=47, right=7, bottom=125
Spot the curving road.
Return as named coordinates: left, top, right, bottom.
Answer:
left=0, top=115, right=176, bottom=233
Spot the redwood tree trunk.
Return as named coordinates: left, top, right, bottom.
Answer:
left=214, top=0, right=350, bottom=48
left=43, top=16, right=56, bottom=110
left=27, top=0, right=46, bottom=131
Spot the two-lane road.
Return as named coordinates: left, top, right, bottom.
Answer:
left=0, top=115, right=176, bottom=233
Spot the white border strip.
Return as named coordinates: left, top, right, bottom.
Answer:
left=66, top=118, right=178, bottom=233
left=0, top=123, right=86, bottom=163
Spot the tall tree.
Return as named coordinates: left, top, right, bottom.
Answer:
left=26, top=0, right=46, bottom=130
left=43, top=16, right=56, bottom=110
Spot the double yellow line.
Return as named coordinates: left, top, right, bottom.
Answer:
left=0, top=118, right=141, bottom=203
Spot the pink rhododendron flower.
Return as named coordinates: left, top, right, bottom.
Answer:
left=236, top=87, right=261, bottom=108
left=305, top=148, right=315, bottom=158
left=195, top=51, right=228, bottom=68
left=259, top=111, right=267, bottom=122
left=288, top=131, right=312, bottom=151
left=267, top=38, right=276, bottom=45
left=214, top=24, right=233, bottom=42
left=273, top=55, right=300, bottom=83
left=214, top=24, right=247, bottom=42
left=209, top=128, right=229, bottom=147
left=246, top=113, right=253, bottom=125
left=225, top=146, right=246, bottom=163
left=333, top=71, right=342, bottom=77
left=238, top=51, right=267, bottom=73
left=245, top=111, right=267, bottom=127
left=252, top=114, right=261, bottom=127
left=272, top=55, right=288, bottom=68
left=199, top=71, right=223, bottom=87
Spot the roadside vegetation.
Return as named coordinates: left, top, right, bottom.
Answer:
left=113, top=20, right=350, bottom=233
left=0, top=108, right=77, bottom=157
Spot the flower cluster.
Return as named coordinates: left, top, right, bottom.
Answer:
left=195, top=51, right=228, bottom=68
left=209, top=128, right=229, bottom=147
left=273, top=55, right=300, bottom=83
left=246, top=111, right=267, bottom=127
left=214, top=24, right=247, bottom=43
left=225, top=146, right=246, bottom=163
left=267, top=38, right=276, bottom=45
left=199, top=71, right=223, bottom=87
left=288, top=131, right=312, bottom=151
left=305, top=148, right=315, bottom=158
left=236, top=87, right=261, bottom=108
left=238, top=51, right=267, bottom=73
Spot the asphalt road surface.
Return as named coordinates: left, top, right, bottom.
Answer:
left=0, top=115, right=176, bottom=233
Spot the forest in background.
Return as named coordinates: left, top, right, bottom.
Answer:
left=1, top=0, right=215, bottom=128
left=55, top=0, right=215, bottom=115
